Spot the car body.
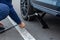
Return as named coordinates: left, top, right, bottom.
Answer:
left=20, top=0, right=60, bottom=20
left=30, top=0, right=60, bottom=16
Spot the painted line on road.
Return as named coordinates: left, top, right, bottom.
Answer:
left=7, top=16, right=36, bottom=40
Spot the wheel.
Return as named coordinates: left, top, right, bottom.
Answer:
left=20, top=0, right=35, bottom=21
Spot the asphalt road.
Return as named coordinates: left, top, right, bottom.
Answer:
left=0, top=0, right=60, bottom=40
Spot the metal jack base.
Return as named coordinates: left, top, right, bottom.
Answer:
left=34, top=13, right=49, bottom=29
left=0, top=25, right=17, bottom=34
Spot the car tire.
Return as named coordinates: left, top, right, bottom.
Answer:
left=20, top=0, right=35, bottom=21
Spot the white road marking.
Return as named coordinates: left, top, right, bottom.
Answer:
left=7, top=16, right=36, bottom=40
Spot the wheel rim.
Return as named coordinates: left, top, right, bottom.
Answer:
left=20, top=0, right=28, bottom=16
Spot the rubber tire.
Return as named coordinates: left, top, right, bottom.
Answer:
left=20, top=0, right=35, bottom=21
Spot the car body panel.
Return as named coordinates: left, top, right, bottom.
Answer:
left=30, top=0, right=60, bottom=16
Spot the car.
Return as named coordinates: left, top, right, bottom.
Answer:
left=20, top=0, right=60, bottom=28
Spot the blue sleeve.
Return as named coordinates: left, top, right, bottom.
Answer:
left=9, top=7, right=21, bottom=24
